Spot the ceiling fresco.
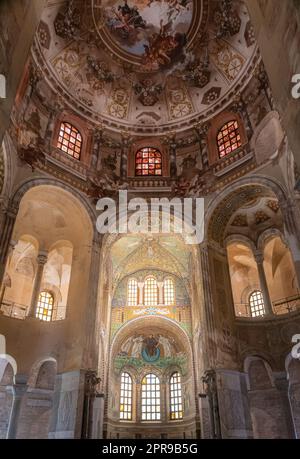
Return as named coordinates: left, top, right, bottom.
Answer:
left=99, top=0, right=194, bottom=68
left=34, top=0, right=259, bottom=134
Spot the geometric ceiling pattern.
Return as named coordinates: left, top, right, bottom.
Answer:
left=35, top=0, right=258, bottom=135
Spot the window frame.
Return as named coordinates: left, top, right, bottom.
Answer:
left=127, top=278, right=138, bottom=307
left=141, top=373, right=161, bottom=422
left=163, top=278, right=175, bottom=306
left=144, top=276, right=158, bottom=307
left=135, top=147, right=162, bottom=177
left=169, top=372, right=184, bottom=420
left=217, top=120, right=242, bottom=159
left=119, top=372, right=133, bottom=421
left=36, top=290, right=54, bottom=322
left=249, top=290, right=265, bottom=318
left=57, top=121, right=83, bottom=160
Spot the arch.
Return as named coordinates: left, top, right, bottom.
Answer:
left=110, top=316, right=193, bottom=359
left=9, top=177, right=97, bottom=234
left=225, top=235, right=257, bottom=253
left=244, top=356, right=274, bottom=391
left=28, top=357, right=57, bottom=389
left=205, top=177, right=288, bottom=246
left=257, top=228, right=288, bottom=252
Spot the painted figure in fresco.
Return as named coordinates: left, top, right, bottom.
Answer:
left=143, top=334, right=159, bottom=357
left=158, top=335, right=173, bottom=357
left=142, top=20, right=187, bottom=71
left=108, top=1, right=146, bottom=40
left=121, top=336, right=133, bottom=355
left=131, top=335, right=144, bottom=358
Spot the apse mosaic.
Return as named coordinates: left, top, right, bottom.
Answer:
left=101, top=0, right=193, bottom=70
left=114, top=332, right=188, bottom=375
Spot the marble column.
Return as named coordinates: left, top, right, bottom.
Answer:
left=120, top=135, right=132, bottom=179
left=82, top=235, right=102, bottom=369
left=194, top=123, right=209, bottom=169
left=0, top=204, right=18, bottom=287
left=28, top=251, right=48, bottom=318
left=92, top=129, right=103, bottom=170
left=232, top=95, right=253, bottom=139
left=138, top=282, right=144, bottom=306
left=200, top=244, right=217, bottom=368
left=0, top=239, right=17, bottom=307
left=254, top=251, right=273, bottom=316
left=169, top=142, right=177, bottom=179
left=81, top=370, right=101, bottom=439
left=6, top=374, right=28, bottom=439
left=157, top=281, right=164, bottom=306
left=202, top=370, right=221, bottom=439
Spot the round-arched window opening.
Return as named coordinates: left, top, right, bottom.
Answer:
left=217, top=120, right=242, bottom=158
left=135, top=147, right=162, bottom=177
left=249, top=290, right=265, bottom=318
left=36, top=291, right=54, bottom=322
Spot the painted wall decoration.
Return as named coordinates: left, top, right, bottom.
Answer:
left=114, top=332, right=188, bottom=374
left=102, top=0, right=193, bottom=70
left=111, top=269, right=191, bottom=337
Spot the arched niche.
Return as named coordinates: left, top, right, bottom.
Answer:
left=106, top=316, right=196, bottom=438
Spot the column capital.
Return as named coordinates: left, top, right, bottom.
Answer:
left=12, top=374, right=28, bottom=397
left=254, top=250, right=264, bottom=265
left=37, top=251, right=48, bottom=265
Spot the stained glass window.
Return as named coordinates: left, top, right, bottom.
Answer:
left=164, top=278, right=175, bottom=306
left=170, top=372, right=183, bottom=420
left=141, top=374, right=161, bottom=421
left=36, top=291, right=54, bottom=322
left=135, top=147, right=162, bottom=177
left=249, top=290, right=265, bottom=318
left=217, top=120, right=242, bottom=158
left=128, top=278, right=138, bottom=306
left=120, top=372, right=133, bottom=420
left=57, top=122, right=82, bottom=160
left=144, top=277, right=158, bottom=306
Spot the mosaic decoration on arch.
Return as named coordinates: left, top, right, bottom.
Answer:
left=115, top=332, right=188, bottom=374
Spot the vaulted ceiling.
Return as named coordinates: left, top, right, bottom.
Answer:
left=34, top=0, right=259, bottom=135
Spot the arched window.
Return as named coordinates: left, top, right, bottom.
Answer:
left=170, top=372, right=183, bottom=420
left=57, top=122, right=82, bottom=160
left=120, top=372, right=133, bottom=420
left=36, top=291, right=54, bottom=322
left=144, top=277, right=158, bottom=306
left=135, top=147, right=162, bottom=177
left=127, top=278, right=138, bottom=306
left=164, top=278, right=175, bottom=306
left=249, top=290, right=265, bottom=318
left=217, top=120, right=242, bottom=158
left=141, top=374, right=161, bottom=421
